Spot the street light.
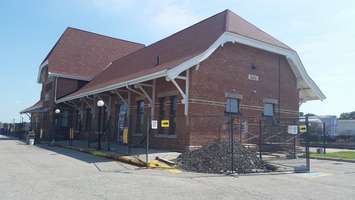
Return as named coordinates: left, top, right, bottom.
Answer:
left=97, top=100, right=104, bottom=107
left=53, top=108, right=61, bottom=143
left=97, top=100, right=104, bottom=150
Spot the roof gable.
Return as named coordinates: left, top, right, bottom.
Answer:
left=85, top=10, right=227, bottom=86
left=38, top=27, right=144, bottom=82
left=225, top=10, right=292, bottom=50
left=56, top=9, right=324, bottom=103
left=58, top=10, right=227, bottom=97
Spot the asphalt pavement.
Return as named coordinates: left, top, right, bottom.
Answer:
left=1, top=135, right=354, bottom=200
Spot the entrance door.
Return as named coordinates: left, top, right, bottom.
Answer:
left=116, top=103, right=128, bottom=144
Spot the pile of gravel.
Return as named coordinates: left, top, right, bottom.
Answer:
left=177, top=141, right=264, bottom=174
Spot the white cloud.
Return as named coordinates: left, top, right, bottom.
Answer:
left=87, top=0, right=202, bottom=37
left=297, top=6, right=355, bottom=116
left=89, top=0, right=134, bottom=13
left=144, top=1, right=202, bottom=34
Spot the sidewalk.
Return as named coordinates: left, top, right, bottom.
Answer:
left=51, top=139, right=180, bottom=165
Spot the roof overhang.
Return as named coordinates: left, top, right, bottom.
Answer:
left=37, top=60, right=49, bottom=83
left=37, top=60, right=92, bottom=84
left=56, top=70, right=168, bottom=103
left=48, top=72, right=92, bottom=82
left=57, top=31, right=325, bottom=104
left=167, top=31, right=325, bottom=102
left=20, top=101, right=48, bottom=114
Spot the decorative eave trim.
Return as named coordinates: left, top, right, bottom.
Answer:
left=166, top=31, right=325, bottom=102
left=48, top=72, right=92, bottom=81
left=37, top=60, right=48, bottom=83
left=56, top=70, right=167, bottom=103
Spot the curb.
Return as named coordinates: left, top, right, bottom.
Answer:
left=147, top=160, right=176, bottom=169
left=53, top=143, right=147, bottom=167
left=147, top=160, right=182, bottom=173
left=310, top=156, right=355, bottom=163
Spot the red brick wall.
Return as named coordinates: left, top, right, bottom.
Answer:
left=56, top=78, right=86, bottom=99
left=76, top=79, right=189, bottom=151
left=188, top=42, right=299, bottom=148
left=67, top=42, right=299, bottom=151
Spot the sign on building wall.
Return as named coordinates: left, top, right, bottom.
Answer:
left=241, top=121, right=248, bottom=134
left=299, top=125, right=307, bottom=133
left=161, top=120, right=170, bottom=128
left=151, top=120, right=158, bottom=129
left=288, top=125, right=298, bottom=135
left=248, top=74, right=259, bottom=81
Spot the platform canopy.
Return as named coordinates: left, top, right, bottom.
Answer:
left=20, top=100, right=48, bottom=114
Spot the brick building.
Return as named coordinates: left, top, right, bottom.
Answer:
left=20, top=27, right=144, bottom=139
left=21, top=10, right=325, bottom=151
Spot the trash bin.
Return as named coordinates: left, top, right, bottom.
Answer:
left=29, top=138, right=35, bottom=145
left=26, top=131, right=35, bottom=145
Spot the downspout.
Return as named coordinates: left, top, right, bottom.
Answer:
left=54, top=77, right=58, bottom=102
left=278, top=55, right=281, bottom=121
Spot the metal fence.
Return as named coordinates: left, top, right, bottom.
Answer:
left=178, top=114, right=311, bottom=173
left=308, top=127, right=355, bottom=150
left=16, top=113, right=314, bottom=173
left=258, top=116, right=310, bottom=172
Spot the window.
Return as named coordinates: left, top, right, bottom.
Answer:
left=85, top=108, right=92, bottom=131
left=61, top=111, right=69, bottom=127
left=75, top=110, right=81, bottom=131
left=225, top=98, right=240, bottom=114
left=136, top=100, right=145, bottom=133
left=44, top=93, right=50, bottom=101
left=264, top=103, right=274, bottom=116
left=116, top=103, right=128, bottom=132
left=169, top=96, right=177, bottom=135
left=157, top=95, right=177, bottom=135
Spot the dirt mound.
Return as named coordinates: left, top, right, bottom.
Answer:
left=177, top=141, right=264, bottom=174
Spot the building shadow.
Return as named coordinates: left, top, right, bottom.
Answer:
left=0, top=134, right=19, bottom=140
left=36, top=144, right=111, bottom=164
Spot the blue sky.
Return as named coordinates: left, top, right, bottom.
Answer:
left=0, top=0, right=354, bottom=122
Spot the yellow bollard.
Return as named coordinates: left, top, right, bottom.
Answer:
left=123, top=128, right=128, bottom=144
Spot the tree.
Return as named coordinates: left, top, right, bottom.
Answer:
left=339, top=111, right=355, bottom=120
left=305, top=113, right=316, bottom=117
left=299, top=112, right=316, bottom=117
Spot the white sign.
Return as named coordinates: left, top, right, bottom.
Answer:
left=151, top=120, right=158, bottom=129
left=248, top=74, right=259, bottom=81
left=288, top=125, right=298, bottom=135
left=241, top=121, right=248, bottom=134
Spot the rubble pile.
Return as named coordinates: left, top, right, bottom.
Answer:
left=177, top=141, right=264, bottom=174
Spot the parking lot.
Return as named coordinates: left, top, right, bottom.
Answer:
left=0, top=135, right=354, bottom=200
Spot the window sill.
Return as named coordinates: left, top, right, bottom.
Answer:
left=263, top=115, right=274, bottom=118
left=154, top=134, right=177, bottom=139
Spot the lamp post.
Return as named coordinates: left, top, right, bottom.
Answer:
left=53, top=108, right=61, bottom=143
left=97, top=100, right=105, bottom=150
